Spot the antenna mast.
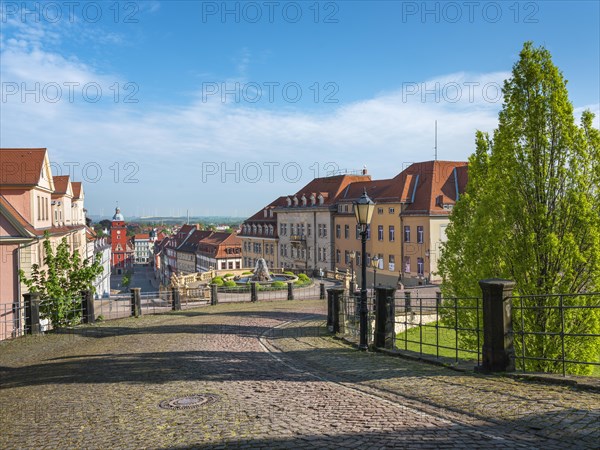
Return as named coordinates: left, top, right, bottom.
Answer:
left=434, top=120, right=438, bottom=161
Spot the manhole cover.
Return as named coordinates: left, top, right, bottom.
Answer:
left=158, top=394, right=220, bottom=410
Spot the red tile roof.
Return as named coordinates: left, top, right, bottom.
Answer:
left=52, top=175, right=70, bottom=196
left=287, top=174, right=371, bottom=206
left=0, top=148, right=47, bottom=185
left=71, top=182, right=83, bottom=199
left=134, top=233, right=150, bottom=240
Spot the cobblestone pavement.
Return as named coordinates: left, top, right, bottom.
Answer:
left=1, top=299, right=598, bottom=449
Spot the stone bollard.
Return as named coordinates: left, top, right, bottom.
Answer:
left=319, top=282, right=326, bottom=300
left=130, top=288, right=141, bottom=317
left=210, top=284, right=219, bottom=306
left=328, top=288, right=345, bottom=334
left=81, top=290, right=95, bottom=324
left=478, top=279, right=516, bottom=372
left=327, top=289, right=334, bottom=331
left=172, top=287, right=182, bottom=311
left=374, top=286, right=396, bottom=349
left=250, top=282, right=258, bottom=302
left=23, top=292, right=41, bottom=335
left=287, top=282, right=294, bottom=301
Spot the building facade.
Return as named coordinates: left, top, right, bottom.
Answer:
left=110, top=207, right=133, bottom=274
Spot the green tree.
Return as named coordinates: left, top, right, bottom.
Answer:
left=19, top=235, right=103, bottom=328
left=438, top=42, right=600, bottom=375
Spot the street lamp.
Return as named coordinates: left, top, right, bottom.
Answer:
left=371, top=255, right=380, bottom=293
left=349, top=250, right=356, bottom=292
left=354, top=189, right=375, bottom=351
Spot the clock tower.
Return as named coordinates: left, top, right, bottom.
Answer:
left=110, top=207, right=132, bottom=274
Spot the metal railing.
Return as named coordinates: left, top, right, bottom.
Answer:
left=0, top=302, right=25, bottom=341
left=509, top=292, right=600, bottom=376
left=394, top=292, right=482, bottom=365
left=343, top=292, right=375, bottom=345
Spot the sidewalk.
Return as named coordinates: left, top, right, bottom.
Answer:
left=1, top=299, right=598, bottom=449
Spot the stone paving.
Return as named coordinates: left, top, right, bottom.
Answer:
left=1, top=299, right=598, bottom=449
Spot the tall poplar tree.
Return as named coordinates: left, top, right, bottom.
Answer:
left=438, top=42, right=600, bottom=374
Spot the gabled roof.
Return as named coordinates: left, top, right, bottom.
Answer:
left=0, top=148, right=54, bottom=190
left=134, top=233, right=150, bottom=240
left=196, top=232, right=241, bottom=259
left=177, top=229, right=213, bottom=253
left=51, top=175, right=73, bottom=198
left=72, top=182, right=83, bottom=200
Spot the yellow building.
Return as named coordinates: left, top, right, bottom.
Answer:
left=333, top=161, right=468, bottom=287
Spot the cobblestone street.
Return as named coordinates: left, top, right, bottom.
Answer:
left=1, top=299, right=598, bottom=449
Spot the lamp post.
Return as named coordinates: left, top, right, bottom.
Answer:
left=349, top=250, right=356, bottom=292
left=371, top=255, right=380, bottom=293
left=354, top=189, right=375, bottom=351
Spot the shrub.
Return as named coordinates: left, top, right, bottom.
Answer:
left=298, top=273, right=310, bottom=282
left=271, top=281, right=286, bottom=288
left=223, top=273, right=234, bottom=278
left=211, top=277, right=224, bottom=286
left=242, top=271, right=253, bottom=275
left=223, top=280, right=237, bottom=287
left=284, top=271, right=294, bottom=276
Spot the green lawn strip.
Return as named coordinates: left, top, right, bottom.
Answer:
left=395, top=321, right=479, bottom=362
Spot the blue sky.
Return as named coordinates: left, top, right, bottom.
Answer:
left=1, top=1, right=599, bottom=218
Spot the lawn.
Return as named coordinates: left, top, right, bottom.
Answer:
left=395, top=321, right=480, bottom=363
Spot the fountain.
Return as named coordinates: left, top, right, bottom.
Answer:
left=252, top=258, right=272, bottom=282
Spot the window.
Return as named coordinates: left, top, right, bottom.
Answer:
left=417, top=257, right=424, bottom=275
left=366, top=253, right=371, bottom=266
left=366, top=224, right=370, bottom=240
left=336, top=249, right=340, bottom=263
left=378, top=225, right=384, bottom=241
left=307, top=224, right=311, bottom=236
left=323, top=225, right=327, bottom=237
left=389, top=225, right=395, bottom=242
left=389, top=207, right=395, bottom=214
left=345, top=250, right=350, bottom=264
left=336, top=224, right=341, bottom=238
left=377, top=207, right=384, bottom=214
left=356, top=224, right=361, bottom=240
left=318, top=247, right=322, bottom=261
left=404, top=226, right=411, bottom=242
left=344, top=224, right=349, bottom=239
left=389, top=254, right=395, bottom=264
left=417, top=226, right=424, bottom=244
left=356, top=253, right=361, bottom=266
left=37, top=196, right=41, bottom=220
left=290, top=223, right=295, bottom=235
left=228, top=261, right=233, bottom=269
left=404, top=256, right=411, bottom=273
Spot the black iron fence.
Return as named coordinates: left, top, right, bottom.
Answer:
left=334, top=281, right=600, bottom=377
left=509, top=292, right=600, bottom=376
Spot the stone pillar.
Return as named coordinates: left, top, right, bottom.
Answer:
left=287, top=282, right=294, bottom=301
left=404, top=291, right=412, bottom=313
left=436, top=291, right=442, bottom=308
left=319, top=282, right=326, bottom=300
left=210, top=284, right=218, bottom=306
left=374, top=286, right=396, bottom=349
left=23, top=292, right=41, bottom=335
left=328, top=288, right=345, bottom=334
left=479, top=279, right=516, bottom=372
left=81, top=290, right=95, bottom=324
left=172, top=287, right=181, bottom=311
left=250, top=282, right=258, bottom=302
left=130, top=288, right=141, bottom=317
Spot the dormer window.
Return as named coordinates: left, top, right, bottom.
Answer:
left=310, top=194, right=316, bottom=206
left=293, top=196, right=298, bottom=206
left=264, top=209, right=268, bottom=217
left=318, top=194, right=324, bottom=205
left=286, top=197, right=292, bottom=207
left=301, top=195, right=307, bottom=206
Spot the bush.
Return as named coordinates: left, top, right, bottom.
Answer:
left=271, top=281, right=286, bottom=288
left=223, top=273, right=234, bottom=278
left=242, top=271, right=253, bottom=275
left=211, top=276, right=224, bottom=286
left=223, top=280, right=237, bottom=287
left=298, top=273, right=310, bottom=282
left=283, top=271, right=294, bottom=276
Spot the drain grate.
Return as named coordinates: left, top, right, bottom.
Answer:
left=158, top=394, right=220, bottom=410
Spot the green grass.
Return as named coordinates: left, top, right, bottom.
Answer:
left=395, top=321, right=480, bottom=362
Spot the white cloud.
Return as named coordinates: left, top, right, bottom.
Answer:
left=1, top=20, right=597, bottom=217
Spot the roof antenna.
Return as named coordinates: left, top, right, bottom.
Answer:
left=434, top=120, right=438, bottom=161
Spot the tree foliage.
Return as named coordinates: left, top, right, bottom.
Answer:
left=438, top=42, right=600, bottom=375
left=19, top=235, right=103, bottom=328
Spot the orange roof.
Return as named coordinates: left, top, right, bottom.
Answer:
left=288, top=174, right=371, bottom=206
left=71, top=182, right=83, bottom=199
left=52, top=175, right=70, bottom=196
left=0, top=148, right=47, bottom=185
left=134, top=233, right=150, bottom=240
